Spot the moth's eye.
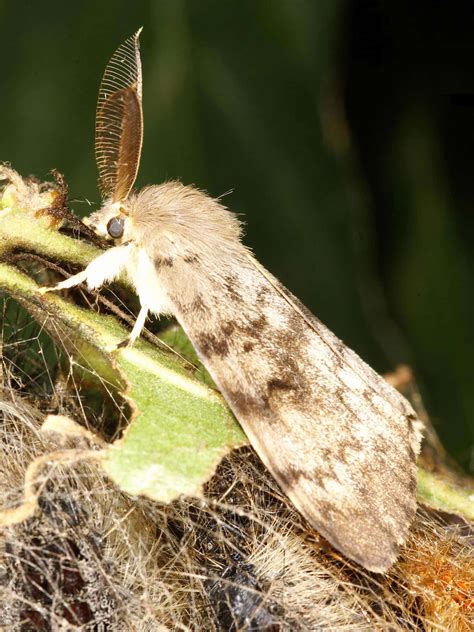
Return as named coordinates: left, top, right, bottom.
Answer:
left=107, top=216, right=125, bottom=239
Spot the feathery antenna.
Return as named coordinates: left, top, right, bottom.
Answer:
left=95, top=28, right=143, bottom=202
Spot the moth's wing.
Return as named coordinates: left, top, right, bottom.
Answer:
left=171, top=256, right=422, bottom=573
left=95, top=29, right=143, bottom=202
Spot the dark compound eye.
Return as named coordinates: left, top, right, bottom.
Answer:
left=107, top=216, right=125, bottom=239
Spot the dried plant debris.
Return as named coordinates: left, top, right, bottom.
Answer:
left=0, top=391, right=473, bottom=630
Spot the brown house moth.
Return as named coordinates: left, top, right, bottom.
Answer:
left=41, top=30, right=423, bottom=572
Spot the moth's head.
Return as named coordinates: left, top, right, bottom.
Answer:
left=85, top=199, right=135, bottom=244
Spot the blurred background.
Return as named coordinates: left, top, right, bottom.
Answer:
left=0, top=1, right=472, bottom=470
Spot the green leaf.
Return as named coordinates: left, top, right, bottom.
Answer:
left=159, top=324, right=216, bottom=387
left=417, top=468, right=474, bottom=522
left=0, top=170, right=246, bottom=503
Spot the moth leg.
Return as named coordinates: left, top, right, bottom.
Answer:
left=38, top=269, right=88, bottom=294
left=117, top=305, right=149, bottom=349
left=39, top=245, right=131, bottom=294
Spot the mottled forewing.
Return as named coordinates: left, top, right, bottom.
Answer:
left=167, top=255, right=422, bottom=572
left=95, top=29, right=143, bottom=202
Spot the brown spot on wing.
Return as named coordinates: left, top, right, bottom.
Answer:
left=156, top=255, right=174, bottom=267
left=179, top=293, right=208, bottom=316
left=277, top=464, right=308, bottom=489
left=242, top=315, right=268, bottom=338
left=267, top=377, right=295, bottom=393
left=225, top=389, right=270, bottom=416
left=191, top=294, right=207, bottom=313
left=221, top=321, right=236, bottom=337
left=196, top=333, right=229, bottom=358
left=224, top=274, right=242, bottom=301
left=256, top=285, right=271, bottom=305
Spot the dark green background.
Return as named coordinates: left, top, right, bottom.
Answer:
left=1, top=1, right=472, bottom=469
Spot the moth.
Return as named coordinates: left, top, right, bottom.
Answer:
left=42, top=30, right=423, bottom=572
